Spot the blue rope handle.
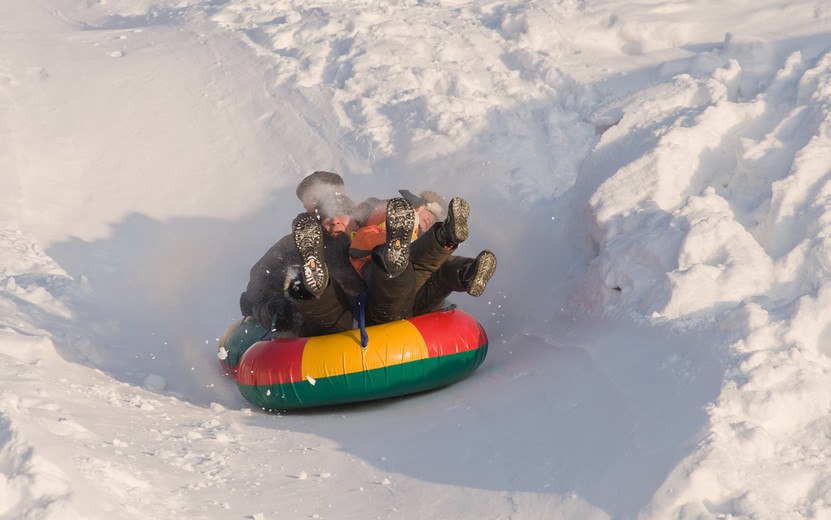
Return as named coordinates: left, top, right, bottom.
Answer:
left=356, top=292, right=369, bottom=349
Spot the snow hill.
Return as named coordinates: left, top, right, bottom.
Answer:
left=2, top=0, right=831, bottom=518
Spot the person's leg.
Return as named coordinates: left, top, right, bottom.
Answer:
left=435, top=197, right=469, bottom=246
left=363, top=260, right=416, bottom=325
left=413, top=256, right=468, bottom=314
left=410, top=197, right=470, bottom=290
left=413, top=250, right=497, bottom=315
left=293, top=214, right=328, bottom=297
left=410, top=224, right=453, bottom=290
left=378, top=197, right=415, bottom=277
left=289, top=278, right=354, bottom=336
left=363, top=197, right=417, bottom=325
left=291, top=214, right=353, bottom=335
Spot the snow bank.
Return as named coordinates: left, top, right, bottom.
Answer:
left=210, top=0, right=598, bottom=200
left=0, top=230, right=91, bottom=519
left=581, top=41, right=831, bottom=517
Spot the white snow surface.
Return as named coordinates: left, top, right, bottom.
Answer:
left=2, top=0, right=831, bottom=518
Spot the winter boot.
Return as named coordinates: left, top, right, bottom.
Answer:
left=460, top=250, right=497, bottom=297
left=381, top=197, right=416, bottom=277
left=292, top=214, right=328, bottom=298
left=436, top=197, right=469, bottom=247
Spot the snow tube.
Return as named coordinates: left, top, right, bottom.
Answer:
left=218, top=309, right=488, bottom=410
left=217, top=318, right=269, bottom=373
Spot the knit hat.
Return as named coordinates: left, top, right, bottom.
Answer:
left=314, top=191, right=356, bottom=220
left=296, top=171, right=345, bottom=205
left=418, top=190, right=446, bottom=221
left=351, top=197, right=385, bottom=227
left=399, top=189, right=446, bottom=221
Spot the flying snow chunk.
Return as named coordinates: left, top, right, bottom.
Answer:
left=143, top=374, right=167, bottom=391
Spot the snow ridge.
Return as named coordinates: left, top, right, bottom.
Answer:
left=582, top=45, right=831, bottom=517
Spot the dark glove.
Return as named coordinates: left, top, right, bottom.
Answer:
left=255, top=296, right=295, bottom=332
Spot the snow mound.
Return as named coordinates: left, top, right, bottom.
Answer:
left=580, top=46, right=831, bottom=517
left=583, top=48, right=831, bottom=327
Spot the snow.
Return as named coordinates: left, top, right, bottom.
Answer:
left=2, top=0, right=831, bottom=518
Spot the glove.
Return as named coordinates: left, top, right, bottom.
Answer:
left=255, top=296, right=294, bottom=332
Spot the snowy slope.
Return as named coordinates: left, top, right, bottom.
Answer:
left=2, top=0, right=831, bottom=518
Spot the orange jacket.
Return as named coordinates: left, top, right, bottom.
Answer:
left=348, top=204, right=418, bottom=277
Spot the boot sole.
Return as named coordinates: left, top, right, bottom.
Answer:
left=467, top=250, right=496, bottom=297
left=447, top=198, right=470, bottom=244
left=383, top=197, right=415, bottom=277
left=293, top=215, right=328, bottom=297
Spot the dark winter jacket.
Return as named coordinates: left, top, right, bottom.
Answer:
left=239, top=225, right=365, bottom=333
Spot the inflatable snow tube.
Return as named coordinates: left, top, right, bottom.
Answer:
left=219, top=309, right=488, bottom=410
left=217, top=318, right=269, bottom=373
